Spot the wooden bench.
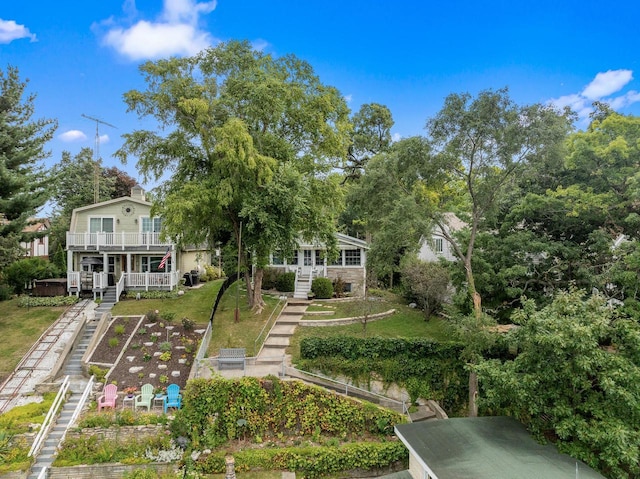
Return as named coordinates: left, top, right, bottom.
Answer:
left=218, top=348, right=246, bottom=370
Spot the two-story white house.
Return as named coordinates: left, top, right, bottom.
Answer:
left=418, top=213, right=466, bottom=263
left=66, top=186, right=211, bottom=301
left=268, top=233, right=369, bottom=298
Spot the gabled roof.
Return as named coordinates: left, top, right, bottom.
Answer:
left=395, top=417, right=605, bottom=479
left=71, top=195, right=151, bottom=214
left=296, top=232, right=369, bottom=250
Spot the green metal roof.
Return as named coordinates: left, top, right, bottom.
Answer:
left=395, top=417, right=605, bottom=479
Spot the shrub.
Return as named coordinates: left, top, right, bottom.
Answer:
left=261, top=268, right=280, bottom=290
left=311, top=277, right=333, bottom=299
left=108, top=337, right=119, bottom=348
left=159, top=341, right=172, bottom=352
left=146, top=310, right=160, bottom=322
left=4, top=257, right=60, bottom=294
left=88, top=365, right=108, bottom=382
left=159, top=351, right=172, bottom=362
left=17, top=295, right=78, bottom=307
left=204, top=264, right=224, bottom=280
left=114, top=324, right=126, bottom=335
left=160, top=311, right=175, bottom=323
left=333, top=277, right=346, bottom=297
left=0, top=283, right=12, bottom=301
left=276, top=272, right=296, bottom=292
left=181, top=317, right=195, bottom=331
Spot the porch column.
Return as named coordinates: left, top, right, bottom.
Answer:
left=127, top=253, right=132, bottom=272
left=67, top=249, right=73, bottom=272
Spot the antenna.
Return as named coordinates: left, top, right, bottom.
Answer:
left=81, top=114, right=117, bottom=203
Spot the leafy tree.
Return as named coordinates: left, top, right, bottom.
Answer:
left=103, top=166, right=138, bottom=199
left=343, top=103, right=394, bottom=181
left=0, top=66, right=56, bottom=270
left=4, top=257, right=60, bottom=294
left=476, top=289, right=640, bottom=479
left=400, top=256, right=450, bottom=319
left=116, top=41, right=350, bottom=311
left=426, top=88, right=572, bottom=317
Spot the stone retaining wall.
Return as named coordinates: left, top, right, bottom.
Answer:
left=299, top=309, right=396, bottom=327
left=66, top=424, right=165, bottom=442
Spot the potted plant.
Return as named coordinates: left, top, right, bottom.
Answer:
left=124, top=386, right=137, bottom=398
left=154, top=386, right=166, bottom=398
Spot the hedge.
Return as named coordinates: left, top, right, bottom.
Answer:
left=311, top=277, right=333, bottom=299
left=194, top=441, right=408, bottom=478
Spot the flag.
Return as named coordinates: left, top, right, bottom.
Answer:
left=158, top=248, right=171, bottom=270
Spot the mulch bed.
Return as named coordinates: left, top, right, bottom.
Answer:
left=88, top=316, right=206, bottom=392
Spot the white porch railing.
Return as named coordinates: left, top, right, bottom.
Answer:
left=93, top=271, right=108, bottom=290
left=66, top=231, right=171, bottom=249
left=125, top=270, right=180, bottom=290
left=115, top=274, right=125, bottom=302
left=67, top=271, right=80, bottom=291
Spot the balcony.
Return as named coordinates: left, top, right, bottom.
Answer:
left=66, top=232, right=172, bottom=251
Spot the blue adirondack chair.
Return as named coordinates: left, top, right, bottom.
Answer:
left=163, top=383, right=182, bottom=413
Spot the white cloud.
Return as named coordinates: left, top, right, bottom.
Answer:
left=251, top=38, right=270, bottom=52
left=0, top=19, right=36, bottom=43
left=344, top=94, right=353, bottom=103
left=59, top=130, right=88, bottom=142
left=582, top=70, right=633, bottom=100
left=99, top=134, right=110, bottom=144
left=100, top=0, right=217, bottom=60
left=549, top=70, right=640, bottom=121
left=392, top=133, right=401, bottom=142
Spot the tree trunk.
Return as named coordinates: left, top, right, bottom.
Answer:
left=251, top=267, right=266, bottom=314
left=468, top=370, right=478, bottom=417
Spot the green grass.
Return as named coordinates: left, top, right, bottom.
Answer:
left=206, top=283, right=285, bottom=357
left=0, top=298, right=65, bottom=383
left=303, top=297, right=394, bottom=319
left=111, top=280, right=224, bottom=324
left=288, top=296, right=454, bottom=361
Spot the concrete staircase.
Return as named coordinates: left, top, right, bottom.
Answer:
left=95, top=286, right=117, bottom=318
left=27, top=319, right=98, bottom=478
left=293, top=277, right=311, bottom=299
left=256, top=299, right=309, bottom=364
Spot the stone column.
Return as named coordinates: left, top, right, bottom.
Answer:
left=225, top=455, right=236, bottom=479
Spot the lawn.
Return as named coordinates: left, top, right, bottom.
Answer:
left=206, top=283, right=285, bottom=357
left=111, top=279, right=224, bottom=323
left=0, top=298, right=66, bottom=383
left=287, top=295, right=454, bottom=361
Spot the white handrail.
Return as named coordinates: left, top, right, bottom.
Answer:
left=29, top=375, right=70, bottom=457
left=58, top=375, right=95, bottom=447
left=36, top=466, right=47, bottom=479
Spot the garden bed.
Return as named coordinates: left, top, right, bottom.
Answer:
left=88, top=314, right=206, bottom=392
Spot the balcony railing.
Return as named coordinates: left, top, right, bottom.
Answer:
left=67, top=270, right=180, bottom=294
left=66, top=232, right=171, bottom=249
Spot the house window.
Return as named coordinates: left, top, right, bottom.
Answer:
left=142, top=217, right=162, bottom=232
left=287, top=251, right=299, bottom=266
left=329, top=250, right=343, bottom=266
left=142, top=255, right=171, bottom=273
left=434, top=238, right=444, bottom=254
left=315, top=250, right=325, bottom=265
left=89, top=217, right=114, bottom=233
left=344, top=249, right=361, bottom=266
left=272, top=253, right=284, bottom=265
left=303, top=250, right=313, bottom=266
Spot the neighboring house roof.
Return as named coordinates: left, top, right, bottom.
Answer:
left=296, top=232, right=369, bottom=250
left=439, top=212, right=467, bottom=233
left=395, top=416, right=605, bottom=479
left=22, top=218, right=50, bottom=233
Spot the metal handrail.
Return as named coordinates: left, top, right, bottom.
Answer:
left=253, top=296, right=286, bottom=355
left=29, top=375, right=70, bottom=457
left=59, top=375, right=95, bottom=447
left=36, top=466, right=47, bottom=479
left=286, top=366, right=411, bottom=417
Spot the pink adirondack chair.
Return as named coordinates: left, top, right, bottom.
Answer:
left=98, top=384, right=118, bottom=411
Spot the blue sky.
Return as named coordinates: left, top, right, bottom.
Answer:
left=2, top=0, right=640, bottom=189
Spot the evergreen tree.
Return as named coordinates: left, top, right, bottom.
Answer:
left=0, top=66, right=56, bottom=270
